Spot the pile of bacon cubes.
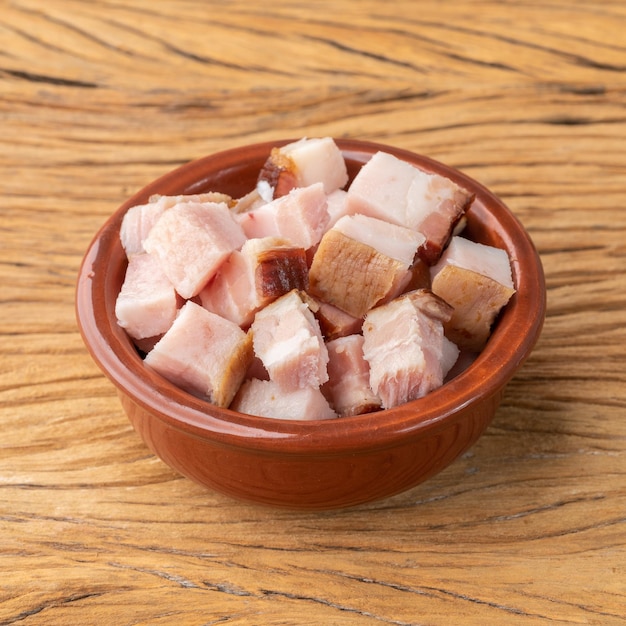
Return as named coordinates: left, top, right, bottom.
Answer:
left=115, top=138, right=515, bottom=419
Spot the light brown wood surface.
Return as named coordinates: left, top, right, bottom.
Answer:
left=2, top=1, right=625, bottom=624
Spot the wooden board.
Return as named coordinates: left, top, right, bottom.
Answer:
left=2, top=1, right=625, bottom=623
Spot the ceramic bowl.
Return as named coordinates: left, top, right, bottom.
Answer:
left=76, top=139, right=545, bottom=510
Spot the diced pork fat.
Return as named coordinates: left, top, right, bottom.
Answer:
left=199, top=237, right=308, bottom=328
left=144, top=301, right=253, bottom=407
left=237, top=183, right=330, bottom=250
left=334, top=213, right=423, bottom=264
left=143, top=201, right=246, bottom=299
left=346, top=151, right=474, bottom=264
left=120, top=202, right=168, bottom=257
left=325, top=189, right=351, bottom=229
left=432, top=235, right=515, bottom=288
left=257, top=137, right=349, bottom=199
left=231, top=378, right=337, bottom=420
left=257, top=149, right=297, bottom=201
left=346, top=151, right=415, bottom=226
left=115, top=252, right=178, bottom=340
left=198, top=250, right=251, bottom=328
left=362, top=289, right=454, bottom=409
left=430, top=236, right=516, bottom=351
left=308, top=214, right=424, bottom=319
left=250, top=290, right=329, bottom=391
left=406, top=171, right=474, bottom=265
left=323, top=334, right=381, bottom=417
left=120, top=192, right=234, bottom=256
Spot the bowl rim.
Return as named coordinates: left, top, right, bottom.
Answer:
left=76, top=138, right=546, bottom=455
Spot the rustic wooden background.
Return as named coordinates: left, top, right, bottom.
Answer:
left=2, top=1, right=625, bottom=623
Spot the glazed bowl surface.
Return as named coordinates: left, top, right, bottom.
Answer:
left=76, top=138, right=545, bottom=510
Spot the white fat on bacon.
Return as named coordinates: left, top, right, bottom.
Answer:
left=120, top=192, right=233, bottom=256
left=362, top=290, right=457, bottom=409
left=346, top=151, right=473, bottom=264
left=308, top=214, right=424, bottom=319
left=120, top=201, right=168, bottom=257
left=237, top=182, right=330, bottom=250
left=144, top=301, right=252, bottom=408
left=143, top=201, right=246, bottom=299
left=325, top=188, right=351, bottom=229
left=430, top=236, right=516, bottom=351
left=257, top=137, right=349, bottom=199
left=231, top=378, right=336, bottom=420
left=250, top=290, right=329, bottom=392
left=198, top=249, right=251, bottom=327
left=280, top=137, right=349, bottom=193
left=115, top=252, right=178, bottom=340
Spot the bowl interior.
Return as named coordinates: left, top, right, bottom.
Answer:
left=76, top=139, right=546, bottom=454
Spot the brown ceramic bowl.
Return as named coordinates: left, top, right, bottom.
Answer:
left=76, top=139, right=545, bottom=510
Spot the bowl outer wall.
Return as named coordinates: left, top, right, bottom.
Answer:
left=118, top=386, right=504, bottom=509
left=75, top=139, right=546, bottom=459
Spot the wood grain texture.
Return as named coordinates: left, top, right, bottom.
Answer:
left=1, top=0, right=625, bottom=623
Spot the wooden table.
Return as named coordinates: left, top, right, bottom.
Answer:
left=2, top=1, right=625, bottom=623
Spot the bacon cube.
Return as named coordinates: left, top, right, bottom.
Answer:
left=231, top=378, right=336, bottom=420
left=362, top=290, right=454, bottom=409
left=257, top=137, right=349, bottom=199
left=144, top=301, right=252, bottom=407
left=346, top=151, right=473, bottom=264
left=199, top=237, right=308, bottom=328
left=430, top=236, right=516, bottom=351
left=115, top=252, right=178, bottom=340
left=250, top=290, right=329, bottom=391
left=143, top=201, right=246, bottom=299
left=308, top=214, right=423, bottom=318
left=237, top=182, right=330, bottom=250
